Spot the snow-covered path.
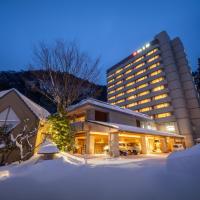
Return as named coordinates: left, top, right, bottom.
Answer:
left=0, top=154, right=199, bottom=200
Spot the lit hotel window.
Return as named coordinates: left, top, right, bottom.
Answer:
left=137, top=90, right=150, bottom=97
left=155, top=112, right=171, bottom=118
left=148, top=62, right=160, bottom=70
left=124, top=63, right=132, bottom=69
left=125, top=69, right=132, bottom=74
left=108, top=79, right=115, bottom=83
left=139, top=107, right=152, bottom=112
left=116, top=80, right=123, bottom=85
left=116, top=92, right=124, bottom=98
left=136, top=76, right=147, bottom=83
left=154, top=103, right=170, bottom=109
left=134, top=62, right=145, bottom=70
left=108, top=84, right=114, bottom=89
left=127, top=95, right=137, bottom=100
left=146, top=48, right=158, bottom=56
left=137, top=83, right=148, bottom=90
left=116, top=99, right=125, bottom=104
left=126, top=88, right=136, bottom=94
left=116, top=74, right=123, bottom=79
left=108, top=90, right=115, bottom=95
left=154, top=94, right=168, bottom=100
left=111, top=102, right=116, bottom=105
left=150, top=69, right=162, bottom=77
left=152, top=85, right=165, bottom=92
left=151, top=77, right=164, bottom=84
left=115, top=68, right=123, bottom=74
left=108, top=96, right=115, bottom=100
left=107, top=73, right=114, bottom=79
left=127, top=102, right=137, bottom=108
left=134, top=56, right=144, bottom=64
left=116, top=86, right=124, bottom=91
left=138, top=98, right=151, bottom=104
left=147, top=55, right=160, bottom=63
left=126, top=81, right=135, bottom=87
left=126, top=74, right=134, bottom=80
left=135, top=69, right=146, bottom=76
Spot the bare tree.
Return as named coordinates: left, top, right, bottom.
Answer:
left=30, top=40, right=100, bottom=115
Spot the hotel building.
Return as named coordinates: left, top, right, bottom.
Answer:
left=107, top=31, right=200, bottom=147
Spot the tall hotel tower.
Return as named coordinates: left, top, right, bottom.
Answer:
left=107, top=31, right=200, bottom=147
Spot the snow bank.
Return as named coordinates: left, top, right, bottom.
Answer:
left=167, top=144, right=200, bottom=174
left=38, top=141, right=59, bottom=154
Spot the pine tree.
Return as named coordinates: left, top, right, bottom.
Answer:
left=193, top=58, right=200, bottom=95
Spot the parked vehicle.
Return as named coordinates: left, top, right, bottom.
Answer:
left=173, top=144, right=184, bottom=152
left=119, top=142, right=141, bottom=155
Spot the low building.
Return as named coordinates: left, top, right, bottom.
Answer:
left=68, top=98, right=184, bottom=157
left=0, top=88, right=50, bottom=163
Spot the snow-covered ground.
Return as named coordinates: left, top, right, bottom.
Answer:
left=0, top=147, right=200, bottom=200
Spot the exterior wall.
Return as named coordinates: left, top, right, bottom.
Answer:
left=0, top=91, right=40, bottom=163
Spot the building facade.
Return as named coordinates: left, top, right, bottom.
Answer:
left=68, top=98, right=184, bottom=157
left=107, top=31, right=200, bottom=147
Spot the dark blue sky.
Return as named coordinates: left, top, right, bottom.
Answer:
left=0, top=0, right=199, bottom=84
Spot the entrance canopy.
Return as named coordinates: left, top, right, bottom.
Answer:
left=87, top=120, right=184, bottom=138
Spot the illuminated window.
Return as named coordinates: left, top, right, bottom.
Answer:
left=116, top=86, right=124, bottom=91
left=147, top=55, right=160, bottom=63
left=116, top=99, right=125, bottom=104
left=155, top=112, right=171, bottom=118
left=139, top=107, right=152, bottom=112
left=126, top=74, right=134, bottom=80
left=138, top=98, right=151, bottom=104
left=137, top=90, right=150, bottom=97
left=126, top=88, right=136, bottom=94
left=154, top=94, right=168, bottom=100
left=135, top=69, right=146, bottom=76
left=154, top=103, right=170, bottom=109
left=116, top=74, right=123, bottom=79
left=137, top=83, right=148, bottom=90
left=127, top=102, right=137, bottom=108
left=108, top=84, right=114, bottom=89
left=125, top=69, right=132, bottom=74
left=148, top=62, right=160, bottom=70
left=124, top=63, right=132, bottom=69
left=107, top=73, right=114, bottom=79
left=126, top=81, right=135, bottom=87
left=151, top=77, right=164, bottom=84
left=108, top=79, right=114, bottom=83
left=134, top=62, right=145, bottom=70
left=150, top=69, right=162, bottom=77
left=116, top=80, right=123, bottom=85
left=127, top=95, right=137, bottom=100
left=74, top=115, right=85, bottom=122
left=146, top=48, right=158, bottom=56
left=152, top=85, right=165, bottom=92
left=111, top=102, right=116, bottom=105
left=115, top=68, right=123, bottom=74
left=116, top=92, right=124, bottom=98
left=134, top=56, right=144, bottom=64
left=136, top=76, right=147, bottom=83
left=108, top=96, right=115, bottom=100
left=108, top=90, right=115, bottom=95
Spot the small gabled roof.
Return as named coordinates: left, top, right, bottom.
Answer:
left=0, top=88, right=50, bottom=119
left=68, top=98, right=152, bottom=120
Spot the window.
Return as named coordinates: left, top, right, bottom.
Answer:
left=116, top=92, right=124, bottom=98
left=135, top=69, right=146, bottom=76
left=126, top=102, right=137, bottom=108
left=148, top=62, right=160, bottom=70
left=137, top=83, right=148, bottom=90
left=134, top=56, right=144, bottom=64
left=155, top=112, right=171, bottom=118
left=146, top=48, right=158, bottom=56
left=126, top=74, right=134, bottom=80
left=108, top=96, right=115, bottom=101
left=154, top=103, right=170, bottom=109
left=151, top=77, right=164, bottom=84
left=154, top=94, right=168, bottom=100
left=124, top=63, right=132, bottom=69
left=116, top=86, right=124, bottom=91
left=136, top=119, right=141, bottom=127
left=116, top=80, right=123, bottom=85
left=116, top=99, right=125, bottom=104
left=74, top=115, right=85, bottom=122
left=116, top=74, right=123, bottom=79
left=137, top=90, right=150, bottom=97
left=134, top=62, right=145, bottom=70
left=139, top=107, right=152, bottom=112
left=147, top=55, right=160, bottom=63
left=138, top=98, right=151, bottom=104
left=150, top=69, right=162, bottom=77
left=108, top=90, right=115, bottom=95
left=108, top=79, right=114, bottom=83
left=95, top=111, right=108, bottom=122
left=127, top=95, right=137, bottom=100
left=126, top=88, right=136, bottom=94
left=108, top=84, right=114, bottom=89
left=125, top=69, right=132, bottom=74
left=152, top=85, right=165, bottom=92
left=126, top=81, right=135, bottom=87
left=136, top=76, right=147, bottom=83
left=115, top=68, right=123, bottom=74
left=107, top=73, right=114, bottom=79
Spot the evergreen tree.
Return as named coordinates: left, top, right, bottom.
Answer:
left=193, top=58, right=200, bottom=95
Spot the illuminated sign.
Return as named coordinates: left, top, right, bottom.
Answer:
left=132, top=43, right=150, bottom=56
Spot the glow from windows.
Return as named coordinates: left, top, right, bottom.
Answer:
left=148, top=62, right=160, bottom=70
left=116, top=74, right=123, bottom=79
left=116, top=92, right=124, bottom=98
left=152, top=85, right=165, bottom=92
left=108, top=84, right=114, bottom=89
left=126, top=102, right=137, bottom=108
left=137, top=83, right=148, bottom=90
left=147, top=55, right=160, bottom=63
left=137, top=90, right=150, bottom=97
left=125, top=69, right=132, bottom=74
left=154, top=103, right=170, bottom=109
left=151, top=77, right=164, bottom=84
left=134, top=56, right=144, bottom=64
left=115, top=68, right=123, bottom=74
left=154, top=94, right=168, bottom=100
left=134, top=62, right=145, bottom=70
left=127, top=95, right=137, bottom=100
left=108, top=90, right=115, bottom=95
left=150, top=69, right=162, bottom=77
left=126, top=88, right=136, bottom=94
left=135, top=69, right=146, bottom=76
left=108, top=79, right=114, bottom=83
left=108, top=96, right=115, bottom=100
left=146, top=48, right=158, bottom=56
left=116, top=80, right=123, bottom=85
left=126, top=74, right=134, bottom=80
left=136, top=76, right=147, bottom=83
left=138, top=98, right=151, bottom=104
left=116, top=86, right=124, bottom=91
left=126, top=81, right=135, bottom=87
left=155, top=112, right=171, bottom=119
left=139, top=107, right=152, bottom=112
left=116, top=99, right=125, bottom=104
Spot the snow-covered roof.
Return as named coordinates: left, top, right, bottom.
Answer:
left=38, top=140, right=59, bottom=154
left=68, top=98, right=151, bottom=120
left=88, top=120, right=184, bottom=138
left=0, top=88, right=50, bottom=119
